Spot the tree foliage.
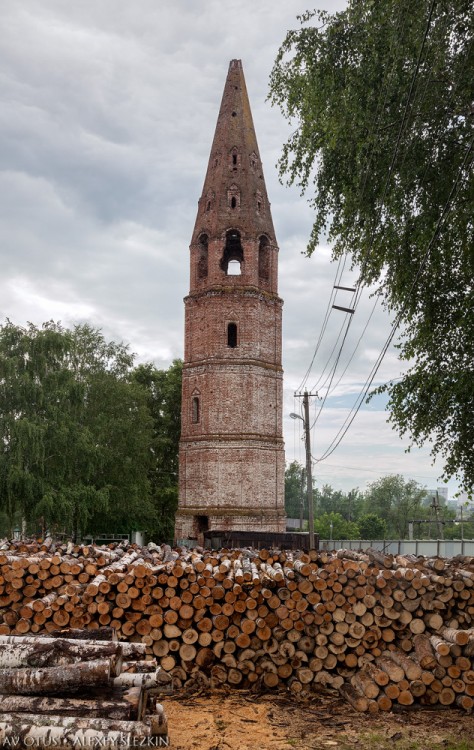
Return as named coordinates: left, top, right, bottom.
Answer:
left=316, top=484, right=364, bottom=522
left=284, top=460, right=306, bottom=519
left=314, top=512, right=360, bottom=540
left=269, top=1, right=474, bottom=493
left=0, top=320, right=182, bottom=540
left=357, top=513, right=388, bottom=539
left=363, top=474, right=428, bottom=538
left=132, top=360, right=182, bottom=544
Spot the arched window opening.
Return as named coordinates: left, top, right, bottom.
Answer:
left=221, top=229, right=244, bottom=275
left=227, top=184, right=240, bottom=210
left=192, top=396, right=200, bottom=423
left=197, top=234, right=208, bottom=279
left=227, top=323, right=238, bottom=348
left=258, top=235, right=270, bottom=280
left=229, top=148, right=239, bottom=169
left=205, top=189, right=214, bottom=213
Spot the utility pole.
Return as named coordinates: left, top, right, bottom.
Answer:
left=299, top=468, right=306, bottom=532
left=302, top=391, right=314, bottom=550
left=432, top=491, right=444, bottom=540
left=291, top=390, right=316, bottom=549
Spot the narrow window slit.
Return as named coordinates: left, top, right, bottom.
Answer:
left=227, top=323, right=237, bottom=348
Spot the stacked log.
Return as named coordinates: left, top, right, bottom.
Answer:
left=0, top=629, right=170, bottom=747
left=0, top=538, right=473, bottom=712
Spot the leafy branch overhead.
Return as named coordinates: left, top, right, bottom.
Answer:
left=269, top=0, right=474, bottom=493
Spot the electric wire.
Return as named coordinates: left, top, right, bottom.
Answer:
left=312, top=14, right=472, bottom=444
left=314, top=134, right=474, bottom=464
left=295, top=2, right=469, bottom=467
left=322, top=11, right=458, bottom=401
left=307, top=0, right=439, bottom=425
left=296, top=253, right=348, bottom=393
left=305, top=1, right=430, bottom=399
left=297, top=4, right=410, bottom=394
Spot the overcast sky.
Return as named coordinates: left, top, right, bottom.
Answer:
left=0, top=0, right=456, bottom=500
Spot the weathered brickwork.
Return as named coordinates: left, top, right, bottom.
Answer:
left=183, top=290, right=282, bottom=366
left=175, top=60, right=286, bottom=543
left=181, top=364, right=283, bottom=438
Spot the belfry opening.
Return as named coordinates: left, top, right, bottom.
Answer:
left=221, top=230, right=243, bottom=275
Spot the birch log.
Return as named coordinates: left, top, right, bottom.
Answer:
left=0, top=635, right=145, bottom=660
left=0, top=714, right=159, bottom=749
left=0, top=659, right=111, bottom=695
left=0, top=695, right=136, bottom=720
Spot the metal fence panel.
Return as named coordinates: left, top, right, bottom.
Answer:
left=320, top=539, right=474, bottom=556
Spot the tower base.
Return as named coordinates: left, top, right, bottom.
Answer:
left=174, top=507, right=286, bottom=546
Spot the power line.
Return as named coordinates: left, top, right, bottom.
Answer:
left=315, top=134, right=474, bottom=464
left=306, top=1, right=436, bottom=404
left=296, top=252, right=349, bottom=393
left=307, top=0, right=445, bottom=432
left=313, top=461, right=445, bottom=482
left=298, top=4, right=411, bottom=394
left=296, top=2, right=470, bottom=465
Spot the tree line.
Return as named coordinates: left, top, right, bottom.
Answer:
left=0, top=320, right=181, bottom=543
left=285, top=461, right=474, bottom=540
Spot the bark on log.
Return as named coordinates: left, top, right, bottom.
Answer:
left=44, top=627, right=117, bottom=641
left=113, top=671, right=172, bottom=690
left=0, top=634, right=145, bottom=660
left=0, top=695, right=136, bottom=720
left=339, top=682, right=369, bottom=712
left=0, top=641, right=122, bottom=674
left=0, top=714, right=163, bottom=747
left=0, top=659, right=111, bottom=695
left=375, top=655, right=405, bottom=683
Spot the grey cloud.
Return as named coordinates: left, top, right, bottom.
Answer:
left=0, top=0, right=455, bottom=497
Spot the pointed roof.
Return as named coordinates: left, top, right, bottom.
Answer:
left=192, top=59, right=276, bottom=244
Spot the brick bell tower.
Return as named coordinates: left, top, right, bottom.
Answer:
left=175, top=59, right=286, bottom=543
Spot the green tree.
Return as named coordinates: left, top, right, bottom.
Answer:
left=358, top=513, right=388, bottom=539
left=445, top=507, right=474, bottom=539
left=364, top=474, right=428, bottom=538
left=132, top=360, right=182, bottom=544
left=317, top=485, right=364, bottom=522
left=314, top=512, right=360, bottom=540
left=0, top=320, right=154, bottom=538
left=269, top=1, right=474, bottom=494
left=284, top=461, right=306, bottom=520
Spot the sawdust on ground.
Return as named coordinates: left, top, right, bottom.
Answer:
left=164, top=689, right=474, bottom=750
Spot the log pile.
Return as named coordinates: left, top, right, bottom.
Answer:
left=0, top=537, right=473, bottom=713
left=0, top=628, right=170, bottom=747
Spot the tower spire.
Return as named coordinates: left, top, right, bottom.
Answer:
left=193, top=58, right=276, bottom=249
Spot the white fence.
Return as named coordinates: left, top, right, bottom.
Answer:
left=319, top=538, right=474, bottom=557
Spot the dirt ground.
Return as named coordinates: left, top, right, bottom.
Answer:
left=164, top=689, right=474, bottom=750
